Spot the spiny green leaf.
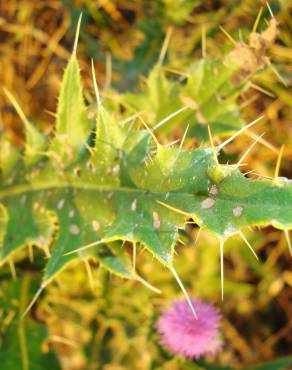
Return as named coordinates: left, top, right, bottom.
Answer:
left=52, top=33, right=91, bottom=164
left=55, top=57, right=90, bottom=145
left=0, top=42, right=291, bottom=292
left=0, top=112, right=291, bottom=285
left=184, top=59, right=244, bottom=139
left=120, top=59, right=244, bottom=140
left=164, top=166, right=292, bottom=238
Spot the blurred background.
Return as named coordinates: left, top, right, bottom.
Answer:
left=0, top=1, right=291, bottom=369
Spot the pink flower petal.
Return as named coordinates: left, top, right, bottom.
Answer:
left=156, top=298, right=222, bottom=358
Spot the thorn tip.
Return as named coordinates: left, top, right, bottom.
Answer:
left=218, top=116, right=264, bottom=152
left=171, top=267, right=198, bottom=318
left=73, top=13, right=83, bottom=56
left=220, top=240, right=224, bottom=301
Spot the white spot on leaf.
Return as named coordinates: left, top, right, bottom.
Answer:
left=57, top=199, right=65, bottom=210
left=69, top=224, right=80, bottom=235
left=153, top=211, right=160, bottom=229
left=131, top=199, right=137, bottom=211
left=233, top=206, right=243, bottom=217
left=201, top=198, right=215, bottom=209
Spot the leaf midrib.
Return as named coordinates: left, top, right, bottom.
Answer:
left=0, top=181, right=197, bottom=201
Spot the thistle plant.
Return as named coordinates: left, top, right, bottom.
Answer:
left=0, top=13, right=291, bottom=321
left=0, top=4, right=292, bottom=368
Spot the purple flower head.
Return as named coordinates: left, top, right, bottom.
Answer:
left=156, top=298, right=222, bottom=359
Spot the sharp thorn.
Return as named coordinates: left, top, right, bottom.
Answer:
left=274, top=145, right=285, bottom=178
left=22, top=284, right=45, bottom=318
left=219, top=25, right=237, bottom=45
left=208, top=124, right=219, bottom=164
left=266, top=59, right=287, bottom=87
left=3, top=87, right=30, bottom=128
left=237, top=133, right=265, bottom=166
left=91, top=59, right=101, bottom=107
left=73, top=13, right=82, bottom=56
left=170, top=267, right=198, bottom=318
left=266, top=2, right=274, bottom=18
left=63, top=239, right=104, bottom=256
left=249, top=82, right=275, bottom=98
left=245, top=130, right=277, bottom=153
left=152, top=106, right=190, bottom=132
left=165, top=138, right=181, bottom=147
left=138, top=115, right=160, bottom=147
left=120, top=112, right=143, bottom=125
left=240, top=94, right=260, bottom=109
left=252, top=7, right=264, bottom=33
left=179, top=124, right=189, bottom=150
left=220, top=239, right=224, bottom=301
left=218, top=116, right=264, bottom=151
left=239, top=231, right=259, bottom=261
left=136, top=275, right=161, bottom=294
left=194, top=228, right=201, bottom=247
left=158, top=27, right=173, bottom=66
